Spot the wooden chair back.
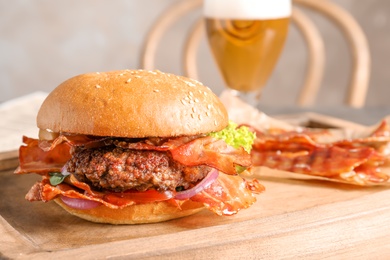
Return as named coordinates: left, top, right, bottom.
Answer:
left=140, top=0, right=370, bottom=108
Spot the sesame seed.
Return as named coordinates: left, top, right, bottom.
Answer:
left=198, top=114, right=202, bottom=120
left=191, top=113, right=195, bottom=119
left=206, top=111, right=210, bottom=117
left=186, top=81, right=196, bottom=87
left=192, top=107, right=196, bottom=113
left=153, top=89, right=160, bottom=92
left=126, top=78, right=132, bottom=83
left=192, top=79, right=202, bottom=85
left=214, top=120, right=217, bottom=126
left=189, top=91, right=194, bottom=96
left=194, top=98, right=199, bottom=103
left=95, top=84, right=101, bottom=89
left=181, top=99, right=186, bottom=105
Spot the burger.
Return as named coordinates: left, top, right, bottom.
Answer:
left=15, top=69, right=263, bottom=224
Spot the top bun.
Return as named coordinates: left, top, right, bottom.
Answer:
left=37, top=70, right=228, bottom=137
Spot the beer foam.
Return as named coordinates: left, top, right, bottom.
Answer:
left=203, top=0, right=291, bottom=20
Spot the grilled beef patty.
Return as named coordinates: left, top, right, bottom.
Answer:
left=66, top=146, right=211, bottom=192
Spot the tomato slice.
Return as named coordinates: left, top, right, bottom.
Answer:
left=103, top=189, right=175, bottom=206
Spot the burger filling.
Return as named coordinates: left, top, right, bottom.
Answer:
left=67, top=146, right=211, bottom=192
left=15, top=122, right=265, bottom=215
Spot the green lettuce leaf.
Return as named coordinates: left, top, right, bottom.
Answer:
left=209, top=121, right=255, bottom=153
left=49, top=172, right=66, bottom=186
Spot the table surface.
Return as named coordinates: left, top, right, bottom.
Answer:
left=1, top=92, right=390, bottom=259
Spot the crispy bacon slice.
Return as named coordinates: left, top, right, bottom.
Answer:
left=250, top=121, right=390, bottom=185
left=191, top=173, right=263, bottom=215
left=26, top=175, right=169, bottom=209
left=15, top=135, right=112, bottom=174
left=251, top=147, right=387, bottom=182
left=366, top=120, right=390, bottom=139
left=25, top=173, right=263, bottom=215
left=170, top=137, right=251, bottom=175
left=39, top=134, right=114, bottom=151
left=16, top=135, right=251, bottom=176
left=115, top=136, right=251, bottom=175
left=15, top=136, right=71, bottom=174
left=334, top=120, right=390, bottom=153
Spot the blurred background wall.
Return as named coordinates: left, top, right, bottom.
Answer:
left=1, top=0, right=389, bottom=107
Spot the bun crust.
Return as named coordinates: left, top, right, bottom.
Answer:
left=54, top=198, right=205, bottom=224
left=37, top=70, right=228, bottom=137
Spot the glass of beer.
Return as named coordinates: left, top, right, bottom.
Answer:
left=204, top=0, right=291, bottom=104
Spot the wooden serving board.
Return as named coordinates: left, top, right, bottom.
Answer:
left=2, top=167, right=390, bottom=259
left=1, top=114, right=390, bottom=259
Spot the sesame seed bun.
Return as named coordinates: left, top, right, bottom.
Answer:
left=37, top=69, right=228, bottom=137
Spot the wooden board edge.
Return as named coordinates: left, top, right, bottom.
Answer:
left=0, top=215, right=38, bottom=259
left=0, top=150, right=19, bottom=172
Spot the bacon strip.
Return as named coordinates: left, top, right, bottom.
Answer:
left=170, top=137, right=251, bottom=175
left=191, top=174, right=263, bottom=215
left=39, top=134, right=114, bottom=151
left=334, top=120, right=390, bottom=151
left=250, top=121, right=390, bottom=185
left=115, top=136, right=251, bottom=175
left=15, top=136, right=71, bottom=174
left=16, top=135, right=251, bottom=176
left=25, top=173, right=263, bottom=215
left=26, top=177, right=134, bottom=209
left=252, top=147, right=385, bottom=181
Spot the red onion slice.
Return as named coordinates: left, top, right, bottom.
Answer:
left=175, top=169, right=219, bottom=200
left=61, top=165, right=70, bottom=176
left=60, top=195, right=101, bottom=210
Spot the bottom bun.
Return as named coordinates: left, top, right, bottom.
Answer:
left=54, top=198, right=205, bottom=224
